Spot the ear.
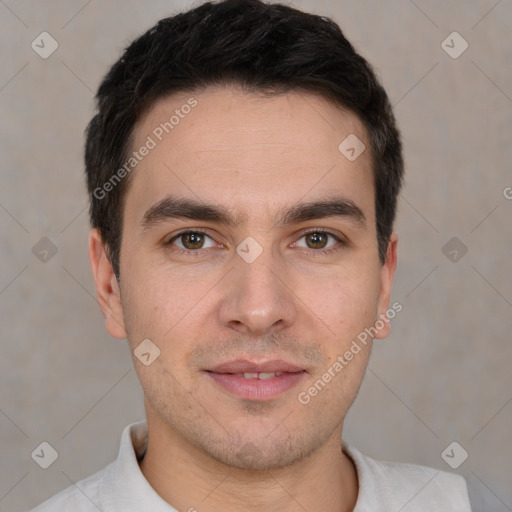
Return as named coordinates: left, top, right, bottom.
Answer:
left=374, top=231, right=398, bottom=340
left=88, top=228, right=127, bottom=339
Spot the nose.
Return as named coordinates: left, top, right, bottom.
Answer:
left=217, top=248, right=297, bottom=337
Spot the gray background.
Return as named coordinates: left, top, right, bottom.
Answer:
left=1, top=0, right=511, bottom=510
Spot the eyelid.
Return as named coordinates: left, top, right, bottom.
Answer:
left=166, top=229, right=219, bottom=249
left=295, top=227, right=345, bottom=242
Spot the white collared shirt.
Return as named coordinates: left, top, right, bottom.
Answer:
left=29, top=420, right=472, bottom=511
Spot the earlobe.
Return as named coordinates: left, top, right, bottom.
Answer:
left=374, top=232, right=398, bottom=340
left=88, top=228, right=127, bottom=339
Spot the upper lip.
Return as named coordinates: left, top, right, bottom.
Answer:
left=207, top=359, right=305, bottom=374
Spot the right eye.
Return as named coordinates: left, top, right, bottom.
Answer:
left=166, top=230, right=219, bottom=255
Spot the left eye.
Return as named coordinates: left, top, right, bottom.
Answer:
left=293, top=231, right=340, bottom=250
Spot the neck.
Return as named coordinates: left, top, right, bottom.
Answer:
left=138, top=416, right=358, bottom=512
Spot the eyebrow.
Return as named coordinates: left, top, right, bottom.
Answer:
left=141, top=194, right=366, bottom=230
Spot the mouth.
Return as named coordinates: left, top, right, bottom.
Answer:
left=203, top=359, right=307, bottom=401
left=218, top=371, right=288, bottom=379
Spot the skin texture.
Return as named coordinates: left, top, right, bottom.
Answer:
left=89, top=86, right=398, bottom=512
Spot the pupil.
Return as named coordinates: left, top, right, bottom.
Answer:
left=184, top=232, right=203, bottom=249
left=307, top=232, right=326, bottom=249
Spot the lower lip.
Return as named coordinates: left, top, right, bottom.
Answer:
left=205, top=371, right=307, bottom=401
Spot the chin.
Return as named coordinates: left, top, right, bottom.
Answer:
left=201, top=426, right=322, bottom=472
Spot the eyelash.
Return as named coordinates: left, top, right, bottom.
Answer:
left=165, top=228, right=346, bottom=258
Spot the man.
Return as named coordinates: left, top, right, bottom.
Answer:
left=31, top=0, right=472, bottom=510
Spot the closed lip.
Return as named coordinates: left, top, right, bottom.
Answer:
left=206, top=359, right=306, bottom=374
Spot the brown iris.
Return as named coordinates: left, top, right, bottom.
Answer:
left=304, top=232, right=329, bottom=249
left=181, top=232, right=206, bottom=250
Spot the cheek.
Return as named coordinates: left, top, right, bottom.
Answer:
left=121, top=268, right=212, bottom=370
left=121, top=259, right=186, bottom=325
left=308, top=267, right=382, bottom=340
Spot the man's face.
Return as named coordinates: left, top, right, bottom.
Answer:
left=96, top=86, right=397, bottom=470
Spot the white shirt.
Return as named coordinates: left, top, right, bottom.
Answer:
left=30, top=420, right=472, bottom=511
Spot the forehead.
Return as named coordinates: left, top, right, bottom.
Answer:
left=125, top=86, right=375, bottom=228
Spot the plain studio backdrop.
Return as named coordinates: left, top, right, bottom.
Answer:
left=1, top=1, right=511, bottom=511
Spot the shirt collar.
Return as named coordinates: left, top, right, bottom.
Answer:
left=98, top=420, right=178, bottom=511
left=342, top=441, right=380, bottom=511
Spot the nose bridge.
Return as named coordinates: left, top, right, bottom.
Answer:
left=218, top=239, right=297, bottom=334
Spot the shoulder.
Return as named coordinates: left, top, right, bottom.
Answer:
left=344, top=443, right=472, bottom=511
left=28, top=463, right=111, bottom=511
left=28, top=420, right=149, bottom=511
